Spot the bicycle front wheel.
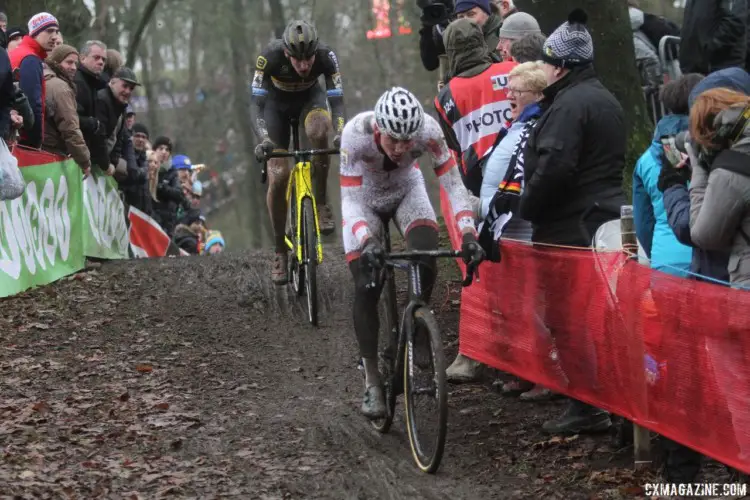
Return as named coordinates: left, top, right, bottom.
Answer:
left=404, top=306, right=447, bottom=474
left=302, top=197, right=318, bottom=326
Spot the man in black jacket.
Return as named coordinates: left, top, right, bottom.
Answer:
left=521, top=9, right=627, bottom=435
left=76, top=40, right=108, bottom=170
left=680, top=0, right=747, bottom=75
left=97, top=67, right=151, bottom=213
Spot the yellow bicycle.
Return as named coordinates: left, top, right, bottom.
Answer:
left=260, top=117, right=339, bottom=326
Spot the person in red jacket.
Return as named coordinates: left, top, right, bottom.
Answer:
left=9, top=12, right=60, bottom=148
left=435, top=18, right=516, bottom=198
left=434, top=18, right=516, bottom=382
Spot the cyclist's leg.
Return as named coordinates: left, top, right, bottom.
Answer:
left=393, top=177, right=439, bottom=302
left=346, top=209, right=388, bottom=418
left=301, top=85, right=334, bottom=234
left=265, top=99, right=293, bottom=283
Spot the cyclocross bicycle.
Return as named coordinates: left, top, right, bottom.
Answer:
left=367, top=223, right=479, bottom=473
left=259, top=116, right=339, bottom=326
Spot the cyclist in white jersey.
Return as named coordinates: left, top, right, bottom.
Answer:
left=340, top=87, right=485, bottom=418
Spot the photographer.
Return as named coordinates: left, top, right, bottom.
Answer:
left=418, top=0, right=501, bottom=86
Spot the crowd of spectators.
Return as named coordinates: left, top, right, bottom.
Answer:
left=0, top=11, right=225, bottom=256
left=420, top=0, right=750, bottom=484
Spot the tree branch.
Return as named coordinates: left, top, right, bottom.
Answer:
left=126, top=0, right=160, bottom=67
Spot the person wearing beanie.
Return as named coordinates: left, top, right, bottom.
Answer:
left=131, top=122, right=150, bottom=156
left=5, top=27, right=25, bottom=51
left=152, top=135, right=173, bottom=168
left=8, top=12, right=61, bottom=148
left=521, top=9, right=627, bottom=436
left=41, top=44, right=91, bottom=175
left=418, top=0, right=502, bottom=88
left=203, top=230, right=226, bottom=255
left=496, top=12, right=542, bottom=61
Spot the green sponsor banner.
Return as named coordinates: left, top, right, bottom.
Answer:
left=0, top=160, right=85, bottom=298
left=83, top=171, right=129, bottom=260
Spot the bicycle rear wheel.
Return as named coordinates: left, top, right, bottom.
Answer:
left=371, top=267, right=398, bottom=433
left=302, top=197, right=318, bottom=326
left=404, top=307, right=448, bottom=474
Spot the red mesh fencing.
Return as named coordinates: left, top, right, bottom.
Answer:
left=440, top=188, right=750, bottom=474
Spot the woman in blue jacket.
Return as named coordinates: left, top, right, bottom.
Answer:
left=633, top=75, right=703, bottom=277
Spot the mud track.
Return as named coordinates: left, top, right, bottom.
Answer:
left=0, top=248, right=736, bottom=499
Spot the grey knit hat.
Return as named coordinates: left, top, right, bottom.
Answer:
left=541, top=9, right=593, bottom=68
left=498, top=12, right=541, bottom=40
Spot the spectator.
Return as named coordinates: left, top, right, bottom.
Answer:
left=203, top=230, right=226, bottom=255
left=6, top=27, right=25, bottom=51
left=173, top=209, right=206, bottom=255
left=152, top=135, right=173, bottom=167
left=41, top=44, right=90, bottom=175
left=0, top=44, right=15, bottom=140
left=154, top=149, right=190, bottom=236
left=0, top=12, right=6, bottom=32
left=132, top=122, right=149, bottom=161
left=419, top=0, right=502, bottom=85
left=432, top=18, right=516, bottom=382
left=190, top=180, right=202, bottom=209
left=628, top=3, right=662, bottom=88
left=688, top=88, right=750, bottom=288
left=146, top=149, right=160, bottom=205
left=75, top=40, right=108, bottom=170
left=478, top=61, right=552, bottom=400
left=9, top=12, right=60, bottom=148
left=509, top=32, right=546, bottom=64
left=102, top=48, right=122, bottom=82
left=521, top=9, right=627, bottom=434
left=655, top=68, right=750, bottom=483
left=496, top=0, right=517, bottom=19
left=633, top=74, right=704, bottom=278
left=680, top=0, right=747, bottom=75
left=659, top=68, right=750, bottom=281
left=435, top=18, right=516, bottom=197
left=496, top=12, right=541, bottom=62
left=124, top=105, right=135, bottom=131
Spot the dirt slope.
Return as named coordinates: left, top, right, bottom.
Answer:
left=0, top=250, right=735, bottom=499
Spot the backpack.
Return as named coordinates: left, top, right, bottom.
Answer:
left=640, top=12, right=680, bottom=53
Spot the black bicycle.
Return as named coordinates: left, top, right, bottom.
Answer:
left=367, top=223, right=480, bottom=473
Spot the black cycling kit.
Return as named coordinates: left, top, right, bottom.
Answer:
left=250, top=39, right=345, bottom=148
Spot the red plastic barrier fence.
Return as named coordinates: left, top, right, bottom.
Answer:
left=440, top=188, right=750, bottom=474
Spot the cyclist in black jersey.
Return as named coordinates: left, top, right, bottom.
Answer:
left=251, top=20, right=346, bottom=284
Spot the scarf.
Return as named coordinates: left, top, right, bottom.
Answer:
left=477, top=103, right=542, bottom=262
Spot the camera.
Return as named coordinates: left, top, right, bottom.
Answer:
left=417, top=0, right=454, bottom=26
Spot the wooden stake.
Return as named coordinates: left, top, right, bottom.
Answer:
left=620, top=205, right=652, bottom=470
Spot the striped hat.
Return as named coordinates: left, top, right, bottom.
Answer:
left=541, top=9, right=593, bottom=68
left=28, top=12, right=59, bottom=38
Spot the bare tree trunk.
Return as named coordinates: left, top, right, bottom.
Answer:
left=231, top=0, right=268, bottom=249
left=514, top=0, right=652, bottom=195
left=140, top=43, right=160, bottom=133
left=125, top=0, right=160, bottom=67
left=266, top=0, right=286, bottom=38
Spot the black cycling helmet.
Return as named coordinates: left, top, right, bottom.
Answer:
left=282, top=20, right=319, bottom=59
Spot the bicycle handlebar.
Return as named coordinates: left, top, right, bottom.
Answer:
left=258, top=148, right=340, bottom=184
left=366, top=249, right=480, bottom=289
left=265, top=148, right=340, bottom=159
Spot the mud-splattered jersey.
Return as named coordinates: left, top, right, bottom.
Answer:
left=250, top=39, right=345, bottom=140
left=339, top=111, right=477, bottom=250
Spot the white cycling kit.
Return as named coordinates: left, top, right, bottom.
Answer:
left=339, top=111, right=477, bottom=262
